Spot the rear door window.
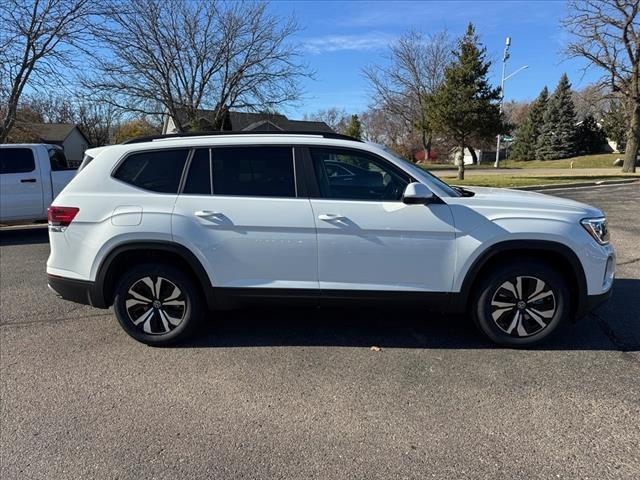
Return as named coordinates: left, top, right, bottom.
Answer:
left=182, top=149, right=212, bottom=195
left=211, top=146, right=295, bottom=197
left=0, top=148, right=36, bottom=174
left=113, top=149, right=189, bottom=193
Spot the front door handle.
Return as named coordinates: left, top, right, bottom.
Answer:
left=20, top=178, right=37, bottom=183
left=195, top=210, right=223, bottom=218
left=318, top=213, right=346, bottom=221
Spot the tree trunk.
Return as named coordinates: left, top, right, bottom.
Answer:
left=421, top=130, right=431, bottom=162
left=0, top=117, right=14, bottom=144
left=457, top=145, right=465, bottom=180
left=0, top=59, right=36, bottom=143
left=0, top=98, right=19, bottom=143
left=621, top=101, right=639, bottom=173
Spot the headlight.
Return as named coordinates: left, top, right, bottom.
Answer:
left=581, top=217, right=609, bottom=245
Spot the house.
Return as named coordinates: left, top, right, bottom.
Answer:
left=162, top=110, right=333, bottom=135
left=575, top=118, right=624, bottom=153
left=605, top=138, right=625, bottom=153
left=12, top=123, right=89, bottom=164
left=449, top=147, right=495, bottom=166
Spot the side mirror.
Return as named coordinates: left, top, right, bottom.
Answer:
left=402, top=182, right=435, bottom=205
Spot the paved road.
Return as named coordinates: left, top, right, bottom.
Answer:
left=1, top=184, right=638, bottom=479
left=432, top=167, right=638, bottom=177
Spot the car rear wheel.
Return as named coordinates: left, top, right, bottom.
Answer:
left=113, top=263, right=203, bottom=346
left=472, top=261, right=570, bottom=347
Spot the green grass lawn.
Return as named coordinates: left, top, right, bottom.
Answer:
left=439, top=174, right=637, bottom=188
left=423, top=153, right=621, bottom=170
left=500, top=153, right=620, bottom=169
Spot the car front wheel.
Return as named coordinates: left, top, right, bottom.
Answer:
left=472, top=261, right=570, bottom=347
left=113, top=263, right=203, bottom=346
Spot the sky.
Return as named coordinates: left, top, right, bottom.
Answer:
left=270, top=0, right=600, bottom=118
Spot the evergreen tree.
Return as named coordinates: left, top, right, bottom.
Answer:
left=345, top=114, right=362, bottom=140
left=509, top=87, right=548, bottom=160
left=426, top=23, right=502, bottom=180
left=576, top=114, right=606, bottom=154
left=536, top=74, right=578, bottom=160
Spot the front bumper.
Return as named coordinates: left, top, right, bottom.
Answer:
left=574, top=286, right=613, bottom=321
left=47, top=274, right=107, bottom=308
left=575, top=244, right=615, bottom=320
left=584, top=288, right=613, bottom=315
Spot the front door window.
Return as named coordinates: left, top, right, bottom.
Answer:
left=309, top=148, right=409, bottom=201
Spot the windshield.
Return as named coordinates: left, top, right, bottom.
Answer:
left=374, top=145, right=461, bottom=197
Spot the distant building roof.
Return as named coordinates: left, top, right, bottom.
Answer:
left=166, top=109, right=333, bottom=134
left=16, top=123, right=89, bottom=144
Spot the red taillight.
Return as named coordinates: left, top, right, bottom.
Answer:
left=47, top=206, right=79, bottom=228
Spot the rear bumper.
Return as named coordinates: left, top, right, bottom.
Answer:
left=47, top=274, right=107, bottom=308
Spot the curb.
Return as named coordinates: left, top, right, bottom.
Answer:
left=519, top=178, right=639, bottom=191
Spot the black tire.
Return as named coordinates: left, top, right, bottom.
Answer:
left=113, top=263, right=203, bottom=346
left=472, top=260, right=570, bottom=347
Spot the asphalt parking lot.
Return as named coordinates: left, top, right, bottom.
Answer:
left=1, top=183, right=639, bottom=479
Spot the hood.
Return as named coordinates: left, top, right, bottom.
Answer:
left=456, top=186, right=603, bottom=219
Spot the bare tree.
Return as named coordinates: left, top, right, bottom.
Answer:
left=363, top=30, right=453, bottom=160
left=563, top=0, right=639, bottom=173
left=304, top=107, right=350, bottom=133
left=84, top=0, right=309, bottom=132
left=502, top=100, right=533, bottom=130
left=359, top=108, right=389, bottom=144
left=0, top=0, right=93, bottom=142
left=572, top=84, right=608, bottom=121
left=76, top=102, right=121, bottom=146
left=359, top=108, right=423, bottom=159
left=15, top=93, right=121, bottom=146
left=19, top=95, right=76, bottom=123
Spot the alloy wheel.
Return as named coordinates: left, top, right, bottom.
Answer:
left=490, top=275, right=556, bottom=338
left=125, top=276, right=187, bottom=335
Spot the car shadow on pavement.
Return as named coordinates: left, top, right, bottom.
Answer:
left=0, top=225, right=49, bottom=245
left=181, top=278, right=639, bottom=352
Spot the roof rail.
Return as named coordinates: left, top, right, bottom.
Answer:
left=121, top=130, right=361, bottom=145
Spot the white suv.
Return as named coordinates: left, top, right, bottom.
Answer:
left=46, top=132, right=615, bottom=347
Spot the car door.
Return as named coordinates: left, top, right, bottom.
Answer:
left=306, top=146, right=456, bottom=292
left=48, top=146, right=77, bottom=199
left=0, top=147, right=44, bottom=221
left=171, top=146, right=318, bottom=291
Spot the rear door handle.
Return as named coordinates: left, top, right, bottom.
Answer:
left=318, top=213, right=346, bottom=221
left=20, top=178, right=37, bottom=183
left=195, top=210, right=223, bottom=218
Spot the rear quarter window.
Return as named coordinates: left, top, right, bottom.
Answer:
left=78, top=154, right=94, bottom=172
left=48, top=147, right=70, bottom=171
left=113, top=149, right=189, bottom=193
left=0, top=148, right=36, bottom=174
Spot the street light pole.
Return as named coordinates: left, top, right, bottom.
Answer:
left=494, top=37, right=529, bottom=168
left=494, top=37, right=511, bottom=168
